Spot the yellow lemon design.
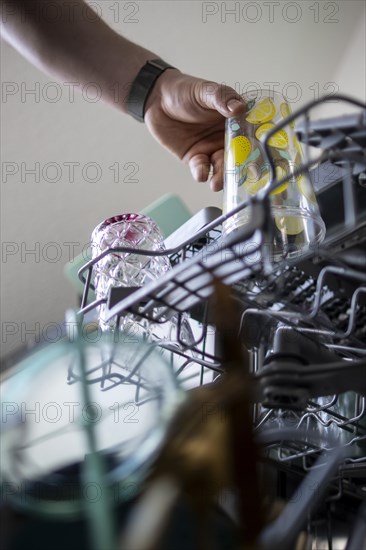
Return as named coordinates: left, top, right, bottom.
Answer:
left=272, top=165, right=288, bottom=195
left=280, top=102, right=295, bottom=128
left=229, top=136, right=251, bottom=165
left=243, top=165, right=269, bottom=195
left=255, top=122, right=274, bottom=140
left=275, top=215, right=304, bottom=235
left=294, top=135, right=303, bottom=155
left=298, top=175, right=316, bottom=204
left=255, top=123, right=289, bottom=149
left=270, top=129, right=288, bottom=149
left=243, top=165, right=288, bottom=196
left=246, top=97, right=276, bottom=124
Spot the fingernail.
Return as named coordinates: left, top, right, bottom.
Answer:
left=193, top=166, right=208, bottom=182
left=227, top=98, right=244, bottom=112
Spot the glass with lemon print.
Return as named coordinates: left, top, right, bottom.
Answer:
left=223, top=90, right=325, bottom=260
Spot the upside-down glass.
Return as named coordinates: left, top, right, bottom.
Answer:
left=91, top=213, right=171, bottom=333
left=223, top=89, right=326, bottom=260
left=91, top=214, right=205, bottom=388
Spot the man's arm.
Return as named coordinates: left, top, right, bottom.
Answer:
left=0, top=0, right=160, bottom=112
left=1, top=0, right=246, bottom=190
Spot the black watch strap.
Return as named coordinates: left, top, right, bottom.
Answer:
left=127, top=59, right=176, bottom=122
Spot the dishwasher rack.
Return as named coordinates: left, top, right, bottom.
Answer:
left=1, top=96, right=365, bottom=550
left=75, top=95, right=366, bottom=548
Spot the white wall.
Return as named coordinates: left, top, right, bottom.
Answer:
left=1, top=0, right=365, bottom=358
left=316, top=13, right=366, bottom=118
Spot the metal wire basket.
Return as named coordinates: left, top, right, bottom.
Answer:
left=77, top=95, right=366, bottom=458
left=76, top=96, right=366, bottom=548
left=1, top=95, right=365, bottom=550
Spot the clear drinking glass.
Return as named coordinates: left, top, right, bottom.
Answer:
left=90, top=214, right=203, bottom=388
left=223, top=89, right=326, bottom=260
left=91, top=213, right=171, bottom=332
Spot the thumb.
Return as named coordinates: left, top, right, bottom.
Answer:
left=196, top=81, right=246, bottom=117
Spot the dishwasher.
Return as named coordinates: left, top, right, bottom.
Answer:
left=1, top=95, right=365, bottom=550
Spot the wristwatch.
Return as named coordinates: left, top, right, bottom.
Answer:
left=127, top=59, right=176, bottom=122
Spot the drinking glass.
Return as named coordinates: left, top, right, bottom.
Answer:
left=91, top=213, right=171, bottom=332
left=90, top=214, right=203, bottom=388
left=223, top=89, right=326, bottom=259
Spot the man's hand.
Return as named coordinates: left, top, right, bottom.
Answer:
left=145, top=70, right=246, bottom=191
